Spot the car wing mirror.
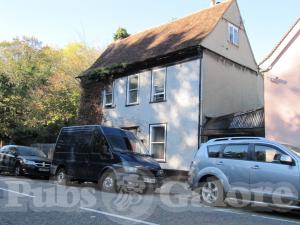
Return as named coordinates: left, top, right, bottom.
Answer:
left=280, top=155, right=293, bottom=165
left=10, top=151, right=17, bottom=157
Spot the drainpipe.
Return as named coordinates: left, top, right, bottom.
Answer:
left=198, top=47, right=204, bottom=149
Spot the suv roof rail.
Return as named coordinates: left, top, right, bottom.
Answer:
left=207, top=137, right=266, bottom=144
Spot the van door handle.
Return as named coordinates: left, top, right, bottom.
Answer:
left=251, top=165, right=259, bottom=170
left=217, top=161, right=224, bottom=165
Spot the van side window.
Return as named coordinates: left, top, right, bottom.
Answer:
left=207, top=145, right=222, bottom=158
left=56, top=134, right=72, bottom=153
left=75, top=133, right=93, bottom=153
left=93, top=133, right=110, bottom=155
left=223, top=144, right=248, bottom=160
left=56, top=132, right=92, bottom=153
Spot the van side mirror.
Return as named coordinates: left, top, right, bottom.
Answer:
left=280, top=155, right=293, bottom=165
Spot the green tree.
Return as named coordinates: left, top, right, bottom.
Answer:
left=0, top=37, right=58, bottom=142
left=28, top=42, right=99, bottom=127
left=113, top=27, right=130, bottom=41
left=0, top=73, right=22, bottom=142
left=0, top=37, right=100, bottom=144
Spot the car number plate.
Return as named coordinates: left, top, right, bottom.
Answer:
left=39, top=168, right=49, bottom=172
left=143, top=178, right=156, bottom=183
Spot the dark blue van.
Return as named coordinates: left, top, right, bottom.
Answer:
left=50, top=125, right=164, bottom=193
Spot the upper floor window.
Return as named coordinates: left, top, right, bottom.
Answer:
left=228, top=23, right=239, bottom=46
left=103, top=82, right=114, bottom=107
left=127, top=74, right=139, bottom=105
left=151, top=68, right=166, bottom=102
left=150, top=124, right=167, bottom=161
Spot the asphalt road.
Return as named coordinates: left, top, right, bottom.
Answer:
left=0, top=175, right=300, bottom=225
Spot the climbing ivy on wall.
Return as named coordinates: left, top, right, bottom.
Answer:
left=82, top=63, right=128, bottom=79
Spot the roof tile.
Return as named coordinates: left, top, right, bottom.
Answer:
left=90, top=0, right=233, bottom=69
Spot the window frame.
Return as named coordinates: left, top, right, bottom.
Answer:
left=221, top=143, right=250, bottom=161
left=149, top=123, right=167, bottom=162
left=92, top=130, right=111, bottom=155
left=207, top=144, right=224, bottom=158
left=151, top=67, right=167, bottom=103
left=250, top=143, right=295, bottom=165
left=103, top=81, right=114, bottom=108
left=228, top=23, right=239, bottom=46
left=126, top=74, right=140, bottom=106
left=121, top=126, right=139, bottom=136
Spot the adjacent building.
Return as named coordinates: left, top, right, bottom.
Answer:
left=79, top=0, right=264, bottom=172
left=260, top=17, right=300, bottom=146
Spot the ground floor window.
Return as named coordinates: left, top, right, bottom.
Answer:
left=103, top=82, right=114, bottom=107
left=150, top=124, right=167, bottom=161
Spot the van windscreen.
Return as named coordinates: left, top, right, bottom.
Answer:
left=102, top=127, right=149, bottom=155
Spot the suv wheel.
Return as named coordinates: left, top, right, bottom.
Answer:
left=99, top=171, right=117, bottom=193
left=56, top=168, right=69, bottom=185
left=200, top=177, right=225, bottom=207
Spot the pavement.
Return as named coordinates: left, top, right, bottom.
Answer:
left=0, top=175, right=300, bottom=225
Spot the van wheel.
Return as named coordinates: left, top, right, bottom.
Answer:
left=99, top=171, right=117, bottom=193
left=56, top=168, right=69, bottom=185
left=200, top=177, right=225, bottom=207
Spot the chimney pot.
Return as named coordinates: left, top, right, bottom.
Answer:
left=210, top=0, right=216, bottom=6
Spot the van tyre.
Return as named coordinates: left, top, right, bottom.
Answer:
left=99, top=171, right=117, bottom=193
left=56, top=168, right=69, bottom=185
left=200, top=177, right=225, bottom=207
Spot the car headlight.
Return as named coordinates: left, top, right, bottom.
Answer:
left=157, top=169, right=164, bottom=176
left=22, top=159, right=36, bottom=165
left=123, top=166, right=138, bottom=173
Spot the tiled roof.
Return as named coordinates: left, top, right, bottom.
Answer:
left=89, top=0, right=233, bottom=70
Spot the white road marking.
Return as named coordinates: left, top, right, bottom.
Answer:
left=0, top=176, right=58, bottom=185
left=0, top=176, right=299, bottom=225
left=80, top=207, right=160, bottom=225
left=214, top=208, right=245, bottom=215
left=0, top=187, right=35, bottom=198
left=251, top=214, right=300, bottom=224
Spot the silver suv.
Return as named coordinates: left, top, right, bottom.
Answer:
left=188, top=137, right=300, bottom=207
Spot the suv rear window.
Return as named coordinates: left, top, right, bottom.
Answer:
left=207, top=145, right=222, bottom=158
left=223, top=144, right=248, bottom=160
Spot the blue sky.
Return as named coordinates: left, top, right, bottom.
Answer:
left=0, top=0, right=299, bottom=62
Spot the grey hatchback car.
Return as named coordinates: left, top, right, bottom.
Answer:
left=188, top=137, right=300, bottom=207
